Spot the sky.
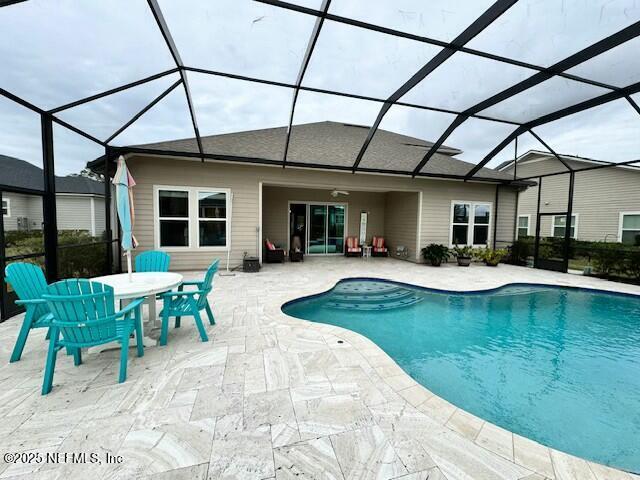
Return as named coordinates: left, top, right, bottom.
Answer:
left=1, top=0, right=640, bottom=177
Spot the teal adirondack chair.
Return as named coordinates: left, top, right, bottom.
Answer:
left=5, top=262, right=53, bottom=363
left=135, top=251, right=170, bottom=272
left=159, top=259, right=219, bottom=346
left=41, top=279, right=144, bottom=395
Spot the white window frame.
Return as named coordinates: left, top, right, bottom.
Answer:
left=153, top=185, right=231, bottom=252
left=196, top=189, right=230, bottom=250
left=550, top=214, right=578, bottom=239
left=449, top=200, right=493, bottom=247
left=516, top=214, right=530, bottom=238
left=618, top=211, right=640, bottom=244
left=2, top=198, right=10, bottom=217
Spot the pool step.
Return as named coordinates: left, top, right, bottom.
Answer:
left=328, top=281, right=422, bottom=311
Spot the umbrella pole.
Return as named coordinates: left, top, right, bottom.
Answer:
left=127, top=250, right=132, bottom=282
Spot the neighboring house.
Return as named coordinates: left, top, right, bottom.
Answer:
left=497, top=150, right=640, bottom=245
left=0, top=155, right=106, bottom=236
left=93, top=122, right=530, bottom=270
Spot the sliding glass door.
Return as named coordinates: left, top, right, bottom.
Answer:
left=305, top=204, right=345, bottom=255
left=327, top=205, right=345, bottom=254
left=308, top=205, right=327, bottom=254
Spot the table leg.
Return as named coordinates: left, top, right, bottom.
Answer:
left=147, top=295, right=158, bottom=329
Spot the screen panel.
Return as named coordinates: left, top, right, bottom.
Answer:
left=532, top=99, right=640, bottom=165
left=328, top=0, right=496, bottom=43
left=109, top=87, right=197, bottom=151
left=186, top=72, right=293, bottom=161
left=567, top=36, right=640, bottom=88
left=467, top=0, right=640, bottom=68
left=302, top=19, right=442, bottom=99
left=427, top=117, right=517, bottom=178
left=0, top=96, right=43, bottom=190
left=0, top=0, right=175, bottom=110
left=288, top=91, right=382, bottom=167
left=57, top=73, right=181, bottom=142
left=157, top=0, right=316, bottom=84
left=486, top=131, right=564, bottom=172
left=480, top=77, right=609, bottom=123
left=400, top=51, right=535, bottom=112
left=359, top=105, right=457, bottom=172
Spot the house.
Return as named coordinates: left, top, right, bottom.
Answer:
left=497, top=150, right=640, bottom=245
left=1, top=155, right=106, bottom=236
left=98, top=122, right=530, bottom=270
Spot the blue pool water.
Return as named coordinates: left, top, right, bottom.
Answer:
left=283, top=279, right=640, bottom=473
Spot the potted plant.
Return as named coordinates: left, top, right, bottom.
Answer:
left=451, top=244, right=474, bottom=266
left=474, top=247, right=507, bottom=267
left=421, top=244, right=450, bottom=267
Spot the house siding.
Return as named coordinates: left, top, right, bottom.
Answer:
left=504, top=155, right=640, bottom=241
left=126, top=155, right=519, bottom=270
left=384, top=191, right=420, bottom=261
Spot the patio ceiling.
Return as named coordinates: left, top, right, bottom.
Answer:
left=2, top=0, right=640, bottom=182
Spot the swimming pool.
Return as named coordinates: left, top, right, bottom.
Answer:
left=283, top=279, right=640, bottom=473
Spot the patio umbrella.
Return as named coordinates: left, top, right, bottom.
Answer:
left=112, top=155, right=138, bottom=282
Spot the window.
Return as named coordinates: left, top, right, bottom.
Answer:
left=155, top=186, right=230, bottom=250
left=1, top=198, right=9, bottom=217
left=158, top=189, right=190, bottom=247
left=198, top=191, right=227, bottom=247
left=551, top=215, right=577, bottom=239
left=620, top=212, right=640, bottom=246
left=517, top=215, right=530, bottom=238
left=450, top=201, right=492, bottom=246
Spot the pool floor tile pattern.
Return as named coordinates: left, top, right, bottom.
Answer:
left=0, top=258, right=639, bottom=479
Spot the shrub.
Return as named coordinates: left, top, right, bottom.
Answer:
left=421, top=244, right=450, bottom=266
left=474, top=247, right=507, bottom=266
left=592, top=243, right=622, bottom=277
left=451, top=244, right=474, bottom=258
left=508, top=238, right=532, bottom=265
left=625, top=250, right=640, bottom=281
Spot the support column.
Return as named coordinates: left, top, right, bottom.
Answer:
left=563, top=171, right=576, bottom=272
left=104, top=147, right=113, bottom=275
left=533, top=176, right=542, bottom=268
left=41, top=115, right=58, bottom=282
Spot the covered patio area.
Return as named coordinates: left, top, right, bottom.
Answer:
left=1, top=257, right=637, bottom=480
left=261, top=184, right=420, bottom=262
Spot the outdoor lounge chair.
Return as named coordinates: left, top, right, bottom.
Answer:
left=5, top=262, right=53, bottom=363
left=41, top=279, right=144, bottom=395
left=159, top=259, right=219, bottom=346
left=345, top=236, right=362, bottom=257
left=289, top=235, right=304, bottom=262
left=135, top=250, right=171, bottom=272
left=264, top=239, right=285, bottom=263
left=372, top=236, right=389, bottom=257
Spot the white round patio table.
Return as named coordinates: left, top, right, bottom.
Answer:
left=91, top=272, right=183, bottom=348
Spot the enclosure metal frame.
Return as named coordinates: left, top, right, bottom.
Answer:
left=2, top=0, right=640, bottom=317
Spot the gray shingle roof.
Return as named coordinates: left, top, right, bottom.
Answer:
left=0, top=155, right=104, bottom=195
left=131, top=121, right=514, bottom=181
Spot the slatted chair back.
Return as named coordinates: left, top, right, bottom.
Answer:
left=135, top=251, right=171, bottom=273
left=197, top=259, right=220, bottom=308
left=5, top=262, right=49, bottom=318
left=43, top=279, right=119, bottom=346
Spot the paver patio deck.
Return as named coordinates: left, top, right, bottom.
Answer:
left=0, top=258, right=638, bottom=480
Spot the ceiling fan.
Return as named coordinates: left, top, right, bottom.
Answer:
left=330, top=189, right=350, bottom=197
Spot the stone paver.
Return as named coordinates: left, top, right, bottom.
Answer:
left=0, top=258, right=638, bottom=479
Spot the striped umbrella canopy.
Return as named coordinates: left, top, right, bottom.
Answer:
left=112, top=155, right=138, bottom=280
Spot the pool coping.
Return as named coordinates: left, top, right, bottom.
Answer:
left=277, top=274, right=640, bottom=478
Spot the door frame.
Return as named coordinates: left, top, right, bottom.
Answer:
left=287, top=200, right=348, bottom=256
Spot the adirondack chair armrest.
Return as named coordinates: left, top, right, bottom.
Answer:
left=159, top=289, right=208, bottom=300
left=180, top=280, right=203, bottom=287
left=116, top=297, right=145, bottom=318
left=15, top=298, right=47, bottom=307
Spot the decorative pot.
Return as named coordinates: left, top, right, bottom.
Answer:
left=429, top=259, right=442, bottom=267
left=484, top=260, right=499, bottom=267
left=457, top=256, right=472, bottom=267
